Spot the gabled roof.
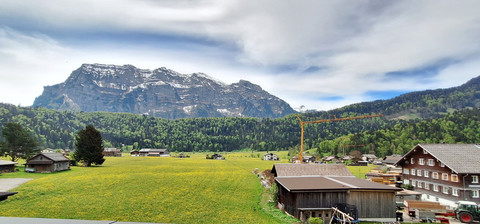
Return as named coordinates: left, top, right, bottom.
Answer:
left=271, top=164, right=354, bottom=177
left=275, top=176, right=401, bottom=192
left=139, top=148, right=168, bottom=153
left=383, top=155, right=402, bottom=165
left=362, top=154, right=377, bottom=159
left=0, top=160, right=17, bottom=166
left=395, top=144, right=480, bottom=174
left=28, top=153, right=70, bottom=162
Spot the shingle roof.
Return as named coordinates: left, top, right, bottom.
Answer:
left=275, top=176, right=401, bottom=192
left=271, top=164, right=354, bottom=177
left=396, top=144, right=480, bottom=174
left=383, top=155, right=402, bottom=165
left=40, top=153, right=70, bottom=162
left=0, top=160, right=17, bottom=166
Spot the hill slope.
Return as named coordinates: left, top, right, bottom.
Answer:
left=33, top=64, right=296, bottom=119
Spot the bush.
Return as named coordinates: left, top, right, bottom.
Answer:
left=308, top=217, right=323, bottom=224
left=402, top=184, right=414, bottom=190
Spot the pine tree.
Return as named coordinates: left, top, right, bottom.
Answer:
left=0, top=122, right=39, bottom=162
left=73, top=125, right=105, bottom=166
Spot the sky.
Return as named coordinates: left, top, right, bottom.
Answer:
left=1, top=0, right=480, bottom=111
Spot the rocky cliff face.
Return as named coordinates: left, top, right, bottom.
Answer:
left=33, top=64, right=297, bottom=119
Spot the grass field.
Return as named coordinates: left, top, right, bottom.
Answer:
left=0, top=152, right=375, bottom=223
left=0, top=152, right=300, bottom=224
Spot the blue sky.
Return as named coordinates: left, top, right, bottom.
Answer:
left=1, top=0, right=480, bottom=111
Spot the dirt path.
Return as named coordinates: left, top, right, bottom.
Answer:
left=0, top=178, right=33, bottom=191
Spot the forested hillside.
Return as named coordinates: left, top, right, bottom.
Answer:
left=0, top=103, right=388, bottom=152
left=318, top=108, right=480, bottom=157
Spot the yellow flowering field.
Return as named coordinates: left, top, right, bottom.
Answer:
left=0, top=153, right=293, bottom=224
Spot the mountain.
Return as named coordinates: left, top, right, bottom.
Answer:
left=33, top=64, right=296, bottom=119
left=324, top=75, right=480, bottom=120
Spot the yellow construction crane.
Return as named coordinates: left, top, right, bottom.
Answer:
left=296, top=114, right=383, bottom=163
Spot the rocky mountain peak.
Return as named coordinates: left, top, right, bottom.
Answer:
left=33, top=64, right=297, bottom=119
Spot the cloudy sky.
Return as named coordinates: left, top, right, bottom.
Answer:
left=1, top=0, right=480, bottom=111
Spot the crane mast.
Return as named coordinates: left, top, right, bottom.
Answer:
left=296, top=114, right=383, bottom=163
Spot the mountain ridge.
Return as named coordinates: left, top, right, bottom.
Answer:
left=33, top=63, right=296, bottom=119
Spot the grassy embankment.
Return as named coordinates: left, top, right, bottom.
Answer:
left=0, top=152, right=299, bottom=224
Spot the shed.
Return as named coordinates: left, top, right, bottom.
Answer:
left=263, top=153, right=279, bottom=161
left=24, top=153, right=71, bottom=173
left=139, top=149, right=170, bottom=157
left=103, top=148, right=122, bottom=157
left=0, top=160, right=17, bottom=173
left=276, top=176, right=401, bottom=222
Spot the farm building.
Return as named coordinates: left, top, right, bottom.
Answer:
left=271, top=163, right=354, bottom=177
left=103, top=148, right=122, bottom=157
left=139, top=148, right=170, bottom=157
left=276, top=176, right=401, bottom=222
left=263, top=153, right=279, bottom=161
left=322, top=155, right=340, bottom=163
left=395, top=144, right=480, bottom=207
left=24, top=153, right=70, bottom=173
left=302, top=156, right=316, bottom=163
left=272, top=163, right=401, bottom=222
left=382, top=155, right=402, bottom=166
left=130, top=150, right=139, bottom=156
left=362, top=154, right=377, bottom=163
left=0, top=160, right=17, bottom=173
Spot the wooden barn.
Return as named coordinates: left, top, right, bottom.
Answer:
left=0, top=160, right=17, bottom=173
left=103, top=148, right=122, bottom=157
left=276, top=176, right=401, bottom=222
left=24, top=153, right=70, bottom=173
left=130, top=150, right=140, bottom=156
left=272, top=163, right=400, bottom=222
left=139, top=148, right=170, bottom=157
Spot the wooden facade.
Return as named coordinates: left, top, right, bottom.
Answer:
left=276, top=176, right=400, bottom=222
left=139, top=149, right=170, bottom=157
left=396, top=144, right=480, bottom=206
left=0, top=160, right=17, bottom=173
left=103, top=148, right=122, bottom=157
left=25, top=153, right=70, bottom=173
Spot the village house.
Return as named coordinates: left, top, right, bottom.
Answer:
left=263, top=153, right=279, bottom=161
left=272, top=163, right=401, bottom=222
left=103, top=148, right=122, bottom=157
left=302, top=155, right=316, bottom=163
left=362, top=154, right=377, bottom=163
left=322, top=155, right=340, bottom=163
left=24, top=153, right=70, bottom=173
left=0, top=160, right=17, bottom=173
left=382, top=155, right=403, bottom=166
left=138, top=148, right=170, bottom=157
left=395, top=144, right=480, bottom=207
left=130, top=150, right=140, bottom=156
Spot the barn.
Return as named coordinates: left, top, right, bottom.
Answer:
left=272, top=164, right=401, bottom=222
left=24, top=153, right=71, bottom=173
left=0, top=160, right=17, bottom=173
left=103, top=148, right=122, bottom=157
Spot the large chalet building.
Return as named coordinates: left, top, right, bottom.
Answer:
left=395, top=144, right=480, bottom=207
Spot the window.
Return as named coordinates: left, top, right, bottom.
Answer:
left=440, top=162, right=445, bottom=167
left=473, top=190, right=479, bottom=198
left=442, top=173, right=449, bottom=181
left=404, top=169, right=410, bottom=175
left=451, top=174, right=458, bottom=182
left=417, top=170, right=422, bottom=177
left=419, top=158, right=425, bottom=165
left=443, top=186, right=449, bottom=194
left=473, top=175, right=479, bottom=184
left=424, top=171, right=429, bottom=178
left=411, top=158, right=415, bottom=164
left=425, top=183, right=430, bottom=190
left=418, top=181, right=423, bottom=188
left=432, top=172, right=439, bottom=179
left=412, top=180, right=417, bottom=186
left=428, top=159, right=434, bottom=166
left=404, top=179, right=410, bottom=185
left=453, top=188, right=458, bottom=196
left=412, top=169, right=416, bottom=175
left=433, top=184, right=438, bottom=192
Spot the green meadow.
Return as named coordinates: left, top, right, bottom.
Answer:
left=0, top=152, right=374, bottom=223
left=0, top=152, right=298, bottom=224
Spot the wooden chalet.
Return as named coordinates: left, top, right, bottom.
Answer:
left=0, top=160, right=17, bottom=173
left=130, top=150, right=140, bottom=156
left=24, top=153, right=70, bottom=173
left=103, top=148, right=122, bottom=157
left=138, top=148, right=170, bottom=157
left=272, top=164, right=401, bottom=222
left=263, top=153, right=279, bottom=161
left=395, top=144, right=480, bottom=207
left=383, top=155, right=402, bottom=166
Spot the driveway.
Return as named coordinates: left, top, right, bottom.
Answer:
left=0, top=178, right=33, bottom=191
